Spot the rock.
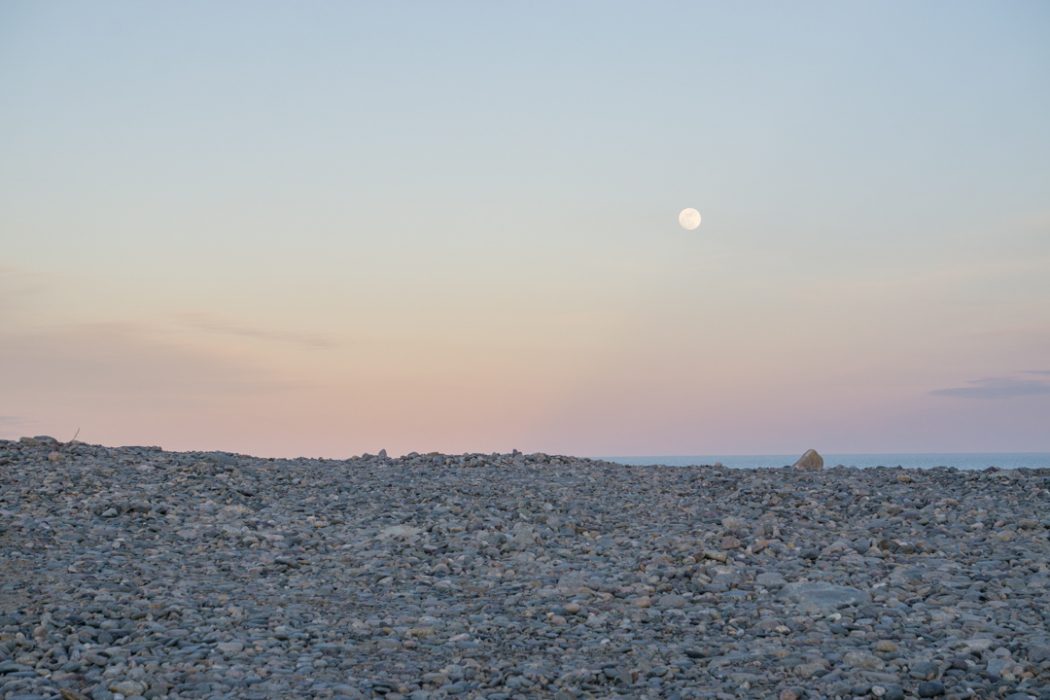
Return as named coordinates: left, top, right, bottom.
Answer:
left=985, top=656, right=1019, bottom=678
left=873, top=640, right=898, bottom=654
left=1026, top=643, right=1050, bottom=663
left=656, top=594, right=687, bottom=609
left=908, top=660, right=939, bottom=680
left=756, top=571, right=787, bottom=587
left=720, top=535, right=743, bottom=550
left=960, top=637, right=994, bottom=653
left=721, top=516, right=746, bottom=531
left=109, top=681, right=147, bottom=697
left=217, top=641, right=244, bottom=654
left=916, top=680, right=944, bottom=697
left=379, top=524, right=422, bottom=539
left=882, top=686, right=905, bottom=700
left=782, top=581, right=869, bottom=611
left=793, top=449, right=824, bottom=471
left=20, top=435, right=58, bottom=446
left=796, top=660, right=829, bottom=678
left=843, top=651, right=884, bottom=669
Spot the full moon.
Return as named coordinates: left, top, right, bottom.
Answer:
left=678, top=207, right=702, bottom=231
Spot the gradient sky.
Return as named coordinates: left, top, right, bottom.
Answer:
left=2, top=1, right=1049, bottom=457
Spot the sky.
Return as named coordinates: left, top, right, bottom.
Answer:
left=2, top=1, right=1049, bottom=457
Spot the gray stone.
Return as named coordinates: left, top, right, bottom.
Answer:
left=756, top=572, right=787, bottom=588
left=656, top=594, right=687, bottom=609
left=881, top=687, right=905, bottom=700
left=908, top=661, right=939, bottom=680
left=917, top=681, right=945, bottom=697
left=843, top=651, right=883, bottom=669
left=782, top=581, right=870, bottom=611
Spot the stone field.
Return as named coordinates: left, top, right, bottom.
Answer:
left=1, top=437, right=1048, bottom=699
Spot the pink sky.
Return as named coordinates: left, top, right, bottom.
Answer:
left=2, top=4, right=1049, bottom=456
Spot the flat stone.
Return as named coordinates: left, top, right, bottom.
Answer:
left=873, top=640, right=898, bottom=654
left=782, top=581, right=870, bottom=611
left=843, top=651, right=884, bottom=670
left=656, top=594, right=687, bottom=609
left=917, top=681, right=945, bottom=697
left=379, top=524, right=422, bottom=539
left=756, top=572, right=787, bottom=588
left=908, top=660, right=939, bottom=680
left=109, top=681, right=147, bottom=697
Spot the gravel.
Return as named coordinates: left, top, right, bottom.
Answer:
left=2, top=436, right=1049, bottom=699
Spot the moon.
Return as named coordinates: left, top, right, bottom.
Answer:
left=678, top=207, right=701, bottom=231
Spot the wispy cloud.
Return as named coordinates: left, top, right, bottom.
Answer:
left=932, top=376, right=1050, bottom=399
left=176, top=312, right=336, bottom=348
left=1022, top=369, right=1050, bottom=376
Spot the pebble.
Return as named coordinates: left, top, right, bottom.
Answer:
left=843, top=650, right=883, bottom=670
left=873, top=640, right=898, bottom=654
left=756, top=571, right=787, bottom=587
left=917, top=680, right=945, bottom=697
left=108, top=681, right=146, bottom=696
left=1, top=438, right=1047, bottom=698
left=882, top=686, right=906, bottom=700
left=909, top=660, right=939, bottom=680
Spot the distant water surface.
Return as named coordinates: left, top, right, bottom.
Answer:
left=602, top=453, right=1050, bottom=470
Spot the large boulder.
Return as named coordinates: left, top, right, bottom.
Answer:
left=793, top=448, right=824, bottom=471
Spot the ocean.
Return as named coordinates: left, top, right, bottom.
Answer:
left=602, top=452, right=1050, bottom=470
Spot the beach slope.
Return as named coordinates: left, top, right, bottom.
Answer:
left=2, top=438, right=1048, bottom=698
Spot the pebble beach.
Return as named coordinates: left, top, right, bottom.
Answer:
left=1, top=437, right=1048, bottom=700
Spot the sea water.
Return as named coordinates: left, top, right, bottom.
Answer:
left=603, top=453, right=1050, bottom=470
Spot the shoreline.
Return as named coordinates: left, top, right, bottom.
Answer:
left=2, top=439, right=1048, bottom=698
left=8, top=437, right=1050, bottom=472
